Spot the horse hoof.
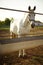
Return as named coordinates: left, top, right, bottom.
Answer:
left=23, top=55, right=27, bottom=59
left=18, top=55, right=23, bottom=58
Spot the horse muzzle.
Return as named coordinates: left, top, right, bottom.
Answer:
left=31, top=23, right=35, bottom=28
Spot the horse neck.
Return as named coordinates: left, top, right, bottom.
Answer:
left=22, top=14, right=30, bottom=27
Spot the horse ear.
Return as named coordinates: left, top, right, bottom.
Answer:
left=33, top=6, right=36, bottom=11
left=28, top=6, right=31, bottom=10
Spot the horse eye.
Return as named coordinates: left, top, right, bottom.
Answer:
left=27, top=21, right=29, bottom=24
left=29, top=14, right=30, bottom=16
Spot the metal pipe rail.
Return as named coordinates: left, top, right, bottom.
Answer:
left=0, top=35, right=43, bottom=55
left=0, top=35, right=43, bottom=44
left=0, top=7, right=43, bottom=15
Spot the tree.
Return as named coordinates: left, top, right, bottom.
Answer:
left=0, top=20, right=4, bottom=27
left=5, top=18, right=11, bottom=25
left=0, top=21, right=2, bottom=27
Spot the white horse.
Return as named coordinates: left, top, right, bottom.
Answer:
left=10, top=6, right=36, bottom=57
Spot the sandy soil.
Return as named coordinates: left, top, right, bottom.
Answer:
left=0, top=45, right=43, bottom=65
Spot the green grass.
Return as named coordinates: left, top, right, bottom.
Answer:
left=0, top=26, right=43, bottom=31
left=36, top=25, right=43, bottom=27
left=0, top=25, right=10, bottom=30
left=0, top=28, right=9, bottom=30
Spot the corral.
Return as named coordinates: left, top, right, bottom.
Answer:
left=0, top=6, right=43, bottom=65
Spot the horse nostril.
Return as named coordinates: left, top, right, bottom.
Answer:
left=31, top=23, right=35, bottom=28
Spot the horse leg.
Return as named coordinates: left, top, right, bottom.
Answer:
left=10, top=32, right=13, bottom=39
left=18, top=50, right=22, bottom=57
left=22, top=49, right=26, bottom=57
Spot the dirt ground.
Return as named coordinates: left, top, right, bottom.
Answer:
left=0, top=27, right=43, bottom=65
left=0, top=45, right=43, bottom=65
